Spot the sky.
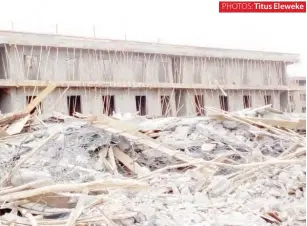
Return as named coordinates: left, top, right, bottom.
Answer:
left=0, top=0, right=306, bottom=77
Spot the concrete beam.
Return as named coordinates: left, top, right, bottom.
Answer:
left=0, top=80, right=302, bottom=91
left=0, top=30, right=300, bottom=63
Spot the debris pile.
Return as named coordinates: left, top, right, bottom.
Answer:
left=0, top=95, right=306, bottom=225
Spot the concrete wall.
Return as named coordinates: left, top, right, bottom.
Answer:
left=289, top=90, right=306, bottom=113
left=8, top=87, right=284, bottom=116
left=288, top=77, right=306, bottom=113
left=0, top=44, right=290, bottom=116
left=5, top=46, right=173, bottom=83
left=12, top=87, right=176, bottom=117
left=179, top=57, right=286, bottom=86
left=0, top=48, right=8, bottom=79
left=177, top=89, right=281, bottom=116
left=4, top=45, right=286, bottom=88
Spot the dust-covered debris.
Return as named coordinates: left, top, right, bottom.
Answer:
left=0, top=107, right=305, bottom=225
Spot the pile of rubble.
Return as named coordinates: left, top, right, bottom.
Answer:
left=0, top=88, right=305, bottom=225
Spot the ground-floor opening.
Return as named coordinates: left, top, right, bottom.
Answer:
left=102, top=95, right=115, bottom=116
left=0, top=88, right=10, bottom=113
left=67, top=95, right=82, bottom=116
left=135, top=96, right=147, bottom=116
left=161, top=95, right=171, bottom=116
left=243, top=95, right=252, bottom=108
left=219, top=95, right=229, bottom=111
left=26, top=96, right=43, bottom=114
left=264, top=95, right=272, bottom=106
left=194, top=95, right=205, bottom=116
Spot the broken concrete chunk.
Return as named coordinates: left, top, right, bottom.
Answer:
left=222, top=120, right=238, bottom=130
left=117, top=136, right=132, bottom=151
left=295, top=189, right=303, bottom=199
left=194, top=192, right=210, bottom=204
left=119, top=217, right=135, bottom=226
left=206, top=176, right=231, bottom=197
left=201, top=143, right=216, bottom=152
left=298, top=172, right=306, bottom=183
left=278, top=172, right=290, bottom=184
left=136, top=204, right=156, bottom=221
left=174, top=126, right=191, bottom=138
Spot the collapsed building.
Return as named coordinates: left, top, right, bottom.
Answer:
left=0, top=30, right=302, bottom=116
left=0, top=31, right=306, bottom=226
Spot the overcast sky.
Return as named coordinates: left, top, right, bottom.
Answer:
left=0, top=0, right=306, bottom=76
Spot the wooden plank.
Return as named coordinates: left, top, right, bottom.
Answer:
left=297, top=119, right=306, bottom=130
left=6, top=115, right=31, bottom=136
left=24, top=83, right=57, bottom=114
left=0, top=112, right=28, bottom=126
left=28, top=192, right=71, bottom=208
left=113, top=147, right=150, bottom=176
left=108, top=147, right=118, bottom=175
left=242, top=116, right=301, bottom=129
left=215, top=80, right=227, bottom=96
left=0, top=125, right=9, bottom=138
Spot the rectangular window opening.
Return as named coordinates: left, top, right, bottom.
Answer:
left=302, top=107, right=306, bottom=113
left=243, top=95, right=252, bottom=109
left=135, top=96, right=147, bottom=116
left=219, top=95, right=229, bottom=111
left=194, top=95, right=205, bottom=116
left=264, top=95, right=272, bottom=105
left=299, top=80, right=306, bottom=86
left=67, top=95, right=82, bottom=116
left=161, top=96, right=171, bottom=116
left=102, top=95, right=115, bottom=116
left=26, top=96, right=42, bottom=114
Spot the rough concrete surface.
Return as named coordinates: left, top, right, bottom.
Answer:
left=0, top=111, right=305, bottom=225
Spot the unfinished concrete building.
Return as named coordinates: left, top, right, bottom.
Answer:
left=0, top=31, right=301, bottom=116
left=288, top=76, right=306, bottom=113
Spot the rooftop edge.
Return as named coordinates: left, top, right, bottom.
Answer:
left=0, top=30, right=300, bottom=63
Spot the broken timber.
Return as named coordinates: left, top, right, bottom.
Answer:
left=113, top=147, right=150, bottom=176
left=93, top=116, right=217, bottom=170
left=24, top=83, right=57, bottom=114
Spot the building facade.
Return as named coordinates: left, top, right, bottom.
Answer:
left=0, top=30, right=300, bottom=116
left=288, top=76, right=306, bottom=113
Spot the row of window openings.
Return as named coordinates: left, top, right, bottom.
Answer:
left=26, top=95, right=171, bottom=116
left=289, top=94, right=306, bottom=102
left=290, top=106, right=306, bottom=113
left=68, top=95, right=172, bottom=116
left=293, top=80, right=306, bottom=86
left=194, top=95, right=273, bottom=115
left=26, top=94, right=274, bottom=116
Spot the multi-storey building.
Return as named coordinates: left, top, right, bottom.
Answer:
left=0, top=30, right=300, bottom=116
left=288, top=76, right=306, bottom=113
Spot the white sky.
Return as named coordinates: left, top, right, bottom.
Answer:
left=0, top=0, right=306, bottom=77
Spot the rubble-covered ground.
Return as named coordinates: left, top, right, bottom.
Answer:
left=0, top=111, right=305, bottom=226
